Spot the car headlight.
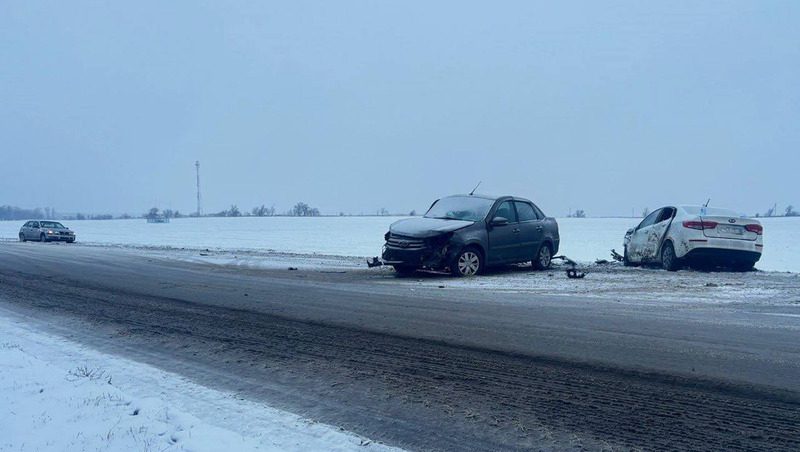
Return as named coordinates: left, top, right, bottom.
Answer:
left=430, top=232, right=454, bottom=247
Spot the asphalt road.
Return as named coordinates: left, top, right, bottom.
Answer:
left=1, top=242, right=799, bottom=451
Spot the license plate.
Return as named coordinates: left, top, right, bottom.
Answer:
left=719, top=226, right=743, bottom=235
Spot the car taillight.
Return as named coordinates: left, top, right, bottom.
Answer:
left=682, top=220, right=718, bottom=230
left=745, top=224, right=763, bottom=235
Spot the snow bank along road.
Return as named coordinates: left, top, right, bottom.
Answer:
left=0, top=314, right=400, bottom=452
left=1, top=243, right=799, bottom=451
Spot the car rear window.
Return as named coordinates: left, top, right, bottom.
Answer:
left=682, top=206, right=744, bottom=217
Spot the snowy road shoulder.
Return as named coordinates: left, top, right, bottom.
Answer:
left=0, top=310, right=401, bottom=452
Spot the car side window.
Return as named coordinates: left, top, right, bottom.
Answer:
left=23, top=221, right=30, bottom=227
left=656, top=208, right=675, bottom=224
left=637, top=209, right=661, bottom=230
left=532, top=205, right=546, bottom=220
left=493, top=201, right=518, bottom=223
left=31, top=222, right=39, bottom=228
left=515, top=202, right=538, bottom=222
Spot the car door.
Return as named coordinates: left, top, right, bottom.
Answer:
left=627, top=209, right=661, bottom=263
left=487, top=200, right=520, bottom=264
left=29, top=221, right=40, bottom=239
left=21, top=221, right=30, bottom=239
left=649, top=207, right=676, bottom=256
left=514, top=201, right=544, bottom=261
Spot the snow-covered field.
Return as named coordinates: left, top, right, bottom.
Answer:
left=1, top=216, right=797, bottom=272
left=0, top=309, right=400, bottom=452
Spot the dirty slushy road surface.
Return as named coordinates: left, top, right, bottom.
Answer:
left=1, top=242, right=799, bottom=451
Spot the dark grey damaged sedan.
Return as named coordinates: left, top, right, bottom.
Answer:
left=382, top=194, right=560, bottom=276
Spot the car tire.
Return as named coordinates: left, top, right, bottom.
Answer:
left=661, top=241, right=681, bottom=271
left=392, top=265, right=417, bottom=277
left=532, top=243, right=552, bottom=270
left=40, top=234, right=47, bottom=243
left=451, top=247, right=482, bottom=277
left=19, top=233, right=26, bottom=242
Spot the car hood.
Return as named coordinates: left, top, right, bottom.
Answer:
left=389, top=217, right=474, bottom=238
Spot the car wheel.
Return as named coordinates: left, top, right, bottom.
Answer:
left=532, top=243, right=552, bottom=270
left=19, top=233, right=26, bottom=242
left=392, top=265, right=417, bottom=277
left=661, top=241, right=681, bottom=271
left=452, top=247, right=482, bottom=277
left=40, top=234, right=47, bottom=243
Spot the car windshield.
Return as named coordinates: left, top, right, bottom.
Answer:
left=40, top=222, right=65, bottom=229
left=424, top=196, right=495, bottom=222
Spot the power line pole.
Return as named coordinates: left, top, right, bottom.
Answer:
left=195, top=161, right=202, bottom=217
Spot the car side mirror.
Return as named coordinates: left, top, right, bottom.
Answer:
left=626, top=228, right=635, bottom=235
left=491, top=217, right=509, bottom=227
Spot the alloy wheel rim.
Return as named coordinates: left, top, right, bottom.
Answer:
left=664, top=246, right=674, bottom=266
left=540, top=247, right=551, bottom=267
left=458, top=252, right=480, bottom=276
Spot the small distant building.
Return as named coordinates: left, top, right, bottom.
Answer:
left=146, top=215, right=170, bottom=224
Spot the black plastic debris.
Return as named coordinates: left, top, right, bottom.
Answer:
left=553, top=255, right=587, bottom=279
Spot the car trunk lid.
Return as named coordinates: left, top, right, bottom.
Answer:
left=699, top=215, right=761, bottom=241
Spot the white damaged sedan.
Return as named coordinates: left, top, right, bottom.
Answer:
left=623, top=206, right=763, bottom=271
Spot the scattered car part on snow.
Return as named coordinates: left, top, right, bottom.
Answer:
left=553, top=255, right=587, bottom=279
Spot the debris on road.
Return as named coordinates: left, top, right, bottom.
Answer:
left=366, top=257, right=383, bottom=268
left=553, top=255, right=587, bottom=279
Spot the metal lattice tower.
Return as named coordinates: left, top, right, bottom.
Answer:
left=195, top=161, right=202, bottom=217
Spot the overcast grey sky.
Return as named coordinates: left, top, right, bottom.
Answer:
left=1, top=1, right=798, bottom=217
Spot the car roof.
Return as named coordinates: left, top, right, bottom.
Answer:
left=678, top=205, right=745, bottom=217
left=446, top=194, right=534, bottom=204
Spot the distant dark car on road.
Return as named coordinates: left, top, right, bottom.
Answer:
left=19, top=221, right=76, bottom=243
left=382, top=194, right=560, bottom=276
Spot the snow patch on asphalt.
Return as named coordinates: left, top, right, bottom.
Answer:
left=0, top=311, right=401, bottom=452
left=66, top=243, right=800, bottom=306
left=381, top=262, right=800, bottom=306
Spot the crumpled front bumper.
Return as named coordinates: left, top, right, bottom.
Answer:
left=381, top=241, right=458, bottom=270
